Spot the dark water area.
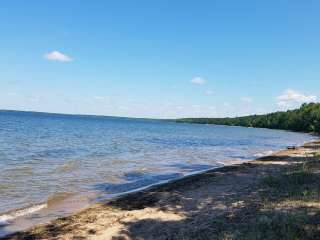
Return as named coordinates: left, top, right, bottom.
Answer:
left=0, top=110, right=316, bottom=236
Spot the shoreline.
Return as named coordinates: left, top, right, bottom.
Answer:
left=3, top=139, right=320, bottom=239
left=0, top=141, right=297, bottom=237
left=0, top=138, right=305, bottom=237
left=0, top=155, right=243, bottom=237
left=0, top=157, right=247, bottom=238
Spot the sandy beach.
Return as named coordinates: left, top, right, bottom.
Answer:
left=3, top=140, right=320, bottom=240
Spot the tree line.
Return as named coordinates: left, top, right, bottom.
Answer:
left=177, top=103, right=320, bottom=134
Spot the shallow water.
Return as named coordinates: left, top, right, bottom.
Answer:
left=0, top=110, right=316, bottom=235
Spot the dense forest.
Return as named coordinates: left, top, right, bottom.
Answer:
left=177, top=103, right=320, bottom=134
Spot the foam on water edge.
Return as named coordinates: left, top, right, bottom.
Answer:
left=254, top=150, right=274, bottom=158
left=0, top=203, right=47, bottom=226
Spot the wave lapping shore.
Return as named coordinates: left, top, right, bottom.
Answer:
left=1, top=110, right=314, bottom=234
left=3, top=140, right=320, bottom=240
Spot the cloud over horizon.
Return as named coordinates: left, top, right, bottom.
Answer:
left=205, top=90, right=214, bottom=95
left=190, top=76, right=206, bottom=85
left=277, top=89, right=317, bottom=107
left=240, top=97, right=253, bottom=103
left=44, top=51, right=73, bottom=62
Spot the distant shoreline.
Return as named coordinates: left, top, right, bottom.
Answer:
left=176, top=103, right=320, bottom=135
left=0, top=109, right=167, bottom=121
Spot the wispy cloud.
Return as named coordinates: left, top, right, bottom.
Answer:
left=277, top=89, right=316, bottom=106
left=205, top=90, right=214, bottom=95
left=7, top=92, right=19, bottom=96
left=93, top=96, right=105, bottom=100
left=190, top=76, right=206, bottom=85
left=223, top=102, right=230, bottom=107
left=240, top=97, right=253, bottom=103
left=24, top=95, right=44, bottom=103
left=44, top=51, right=73, bottom=62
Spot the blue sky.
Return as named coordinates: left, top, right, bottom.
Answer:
left=0, top=1, right=319, bottom=118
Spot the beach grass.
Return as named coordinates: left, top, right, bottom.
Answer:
left=216, top=155, right=320, bottom=240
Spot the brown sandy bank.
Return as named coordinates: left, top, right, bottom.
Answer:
left=3, top=141, right=320, bottom=240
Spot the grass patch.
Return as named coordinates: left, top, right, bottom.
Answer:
left=262, top=164, right=320, bottom=199
left=312, top=152, right=320, bottom=158
left=232, top=211, right=320, bottom=240
left=223, top=161, right=320, bottom=239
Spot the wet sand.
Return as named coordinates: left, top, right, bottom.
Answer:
left=3, top=140, right=320, bottom=240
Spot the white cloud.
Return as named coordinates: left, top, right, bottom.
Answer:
left=118, top=106, right=129, bottom=111
left=240, top=97, right=253, bottom=103
left=7, top=92, right=19, bottom=96
left=223, top=102, right=230, bottom=107
left=93, top=96, right=105, bottom=100
left=192, top=104, right=201, bottom=108
left=205, top=90, right=214, bottom=95
left=277, top=101, right=289, bottom=107
left=277, top=89, right=316, bottom=106
left=190, top=76, right=206, bottom=85
left=44, top=51, right=73, bottom=62
left=26, top=95, right=42, bottom=103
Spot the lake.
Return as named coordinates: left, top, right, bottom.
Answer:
left=0, top=110, right=315, bottom=235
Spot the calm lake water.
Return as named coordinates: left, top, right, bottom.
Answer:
left=0, top=110, right=316, bottom=234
